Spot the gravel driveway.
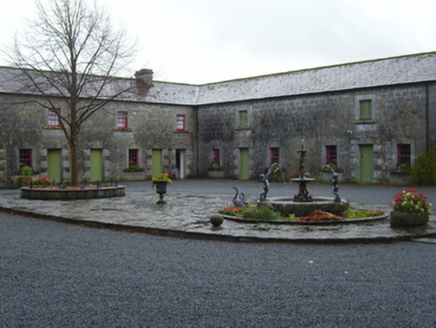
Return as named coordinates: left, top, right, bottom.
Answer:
left=1, top=211, right=435, bottom=327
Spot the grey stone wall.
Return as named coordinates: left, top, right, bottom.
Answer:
left=0, top=95, right=196, bottom=186
left=197, top=82, right=435, bottom=184
left=0, top=80, right=434, bottom=187
left=80, top=102, right=196, bottom=182
left=0, top=95, right=45, bottom=186
left=0, top=149, right=6, bottom=186
left=427, top=83, right=436, bottom=149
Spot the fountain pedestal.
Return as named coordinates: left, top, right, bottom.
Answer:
left=292, top=177, right=315, bottom=202
left=292, top=144, right=315, bottom=202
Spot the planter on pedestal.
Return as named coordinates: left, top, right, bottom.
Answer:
left=390, top=211, right=429, bottom=227
left=208, top=170, right=223, bottom=179
left=154, top=180, right=168, bottom=204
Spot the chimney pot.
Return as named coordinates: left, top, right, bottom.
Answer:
left=135, top=69, right=154, bottom=87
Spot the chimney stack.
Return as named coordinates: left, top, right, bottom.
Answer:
left=135, top=69, right=154, bottom=88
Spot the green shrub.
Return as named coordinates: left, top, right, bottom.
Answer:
left=124, top=165, right=144, bottom=172
left=129, top=165, right=141, bottom=172
left=21, top=166, right=33, bottom=176
left=242, top=207, right=283, bottom=221
left=15, top=176, right=33, bottom=188
left=346, top=209, right=385, bottom=219
left=411, top=148, right=436, bottom=185
left=398, top=163, right=411, bottom=174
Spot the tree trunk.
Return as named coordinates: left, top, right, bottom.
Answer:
left=70, top=146, right=78, bottom=186
left=69, top=130, right=79, bottom=186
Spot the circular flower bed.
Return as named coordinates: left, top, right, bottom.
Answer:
left=20, top=184, right=125, bottom=200
left=219, top=206, right=388, bottom=225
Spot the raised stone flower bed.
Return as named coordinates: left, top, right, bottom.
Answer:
left=20, top=185, right=125, bottom=200
left=221, top=212, right=389, bottom=225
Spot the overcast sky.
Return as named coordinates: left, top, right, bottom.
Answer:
left=1, top=0, right=435, bottom=84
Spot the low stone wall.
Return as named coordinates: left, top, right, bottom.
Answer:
left=119, top=171, right=149, bottom=181
left=20, top=186, right=125, bottom=200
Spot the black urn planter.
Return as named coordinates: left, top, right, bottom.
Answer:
left=154, top=180, right=168, bottom=204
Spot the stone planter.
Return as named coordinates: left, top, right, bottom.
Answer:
left=390, top=211, right=429, bottom=227
left=208, top=170, right=223, bottom=179
left=389, top=171, right=411, bottom=185
left=121, top=171, right=147, bottom=181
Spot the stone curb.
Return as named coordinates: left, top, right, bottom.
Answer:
left=2, top=205, right=436, bottom=244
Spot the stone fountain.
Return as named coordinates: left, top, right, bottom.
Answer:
left=258, top=144, right=350, bottom=217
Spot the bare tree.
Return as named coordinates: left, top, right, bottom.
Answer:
left=8, top=0, right=137, bottom=186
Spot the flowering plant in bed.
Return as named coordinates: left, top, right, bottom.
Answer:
left=32, top=176, right=54, bottom=186
left=152, top=172, right=172, bottom=189
left=219, top=206, right=386, bottom=222
left=391, top=188, right=432, bottom=213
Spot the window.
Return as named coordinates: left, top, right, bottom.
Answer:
left=48, top=109, right=60, bottom=127
left=176, top=114, right=185, bottom=131
left=397, top=144, right=411, bottom=167
left=117, top=111, right=128, bottom=129
left=212, top=149, right=220, bottom=165
left=270, top=148, right=279, bottom=165
left=20, top=149, right=32, bottom=168
left=239, top=110, right=248, bottom=127
left=129, top=149, right=139, bottom=166
left=325, top=145, right=337, bottom=166
left=359, top=100, right=372, bottom=120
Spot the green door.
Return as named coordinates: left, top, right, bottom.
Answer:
left=90, top=149, right=103, bottom=182
left=47, top=149, right=62, bottom=183
left=360, top=144, right=374, bottom=183
left=152, top=149, right=162, bottom=179
left=240, top=148, right=249, bottom=180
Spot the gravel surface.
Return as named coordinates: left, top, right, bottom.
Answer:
left=1, top=212, right=435, bottom=327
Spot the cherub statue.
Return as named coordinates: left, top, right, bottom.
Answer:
left=259, top=163, right=280, bottom=202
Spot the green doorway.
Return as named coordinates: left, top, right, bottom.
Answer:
left=152, top=149, right=162, bottom=179
left=47, top=149, right=62, bottom=183
left=240, top=148, right=249, bottom=180
left=360, top=144, right=374, bottom=183
left=90, top=149, right=103, bottom=182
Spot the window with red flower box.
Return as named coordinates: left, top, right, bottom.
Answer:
left=117, top=111, right=128, bottom=129
left=270, top=148, right=279, bottom=165
left=20, top=149, right=32, bottom=168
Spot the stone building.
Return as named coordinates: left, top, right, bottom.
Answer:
left=1, top=51, right=435, bottom=187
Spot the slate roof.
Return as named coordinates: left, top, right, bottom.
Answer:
left=1, top=51, right=436, bottom=106
left=192, top=51, right=436, bottom=105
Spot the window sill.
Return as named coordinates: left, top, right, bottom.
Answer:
left=353, top=119, right=378, bottom=125
left=390, top=170, right=410, bottom=176
left=113, top=128, right=132, bottom=132
left=42, top=125, right=62, bottom=130
left=123, top=168, right=145, bottom=173
left=173, top=130, right=190, bottom=134
left=235, top=126, right=252, bottom=130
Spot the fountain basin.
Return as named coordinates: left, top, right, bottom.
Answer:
left=291, top=177, right=316, bottom=183
left=258, top=197, right=350, bottom=217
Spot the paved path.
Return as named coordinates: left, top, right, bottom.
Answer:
left=1, top=180, right=435, bottom=242
left=1, top=211, right=435, bottom=327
